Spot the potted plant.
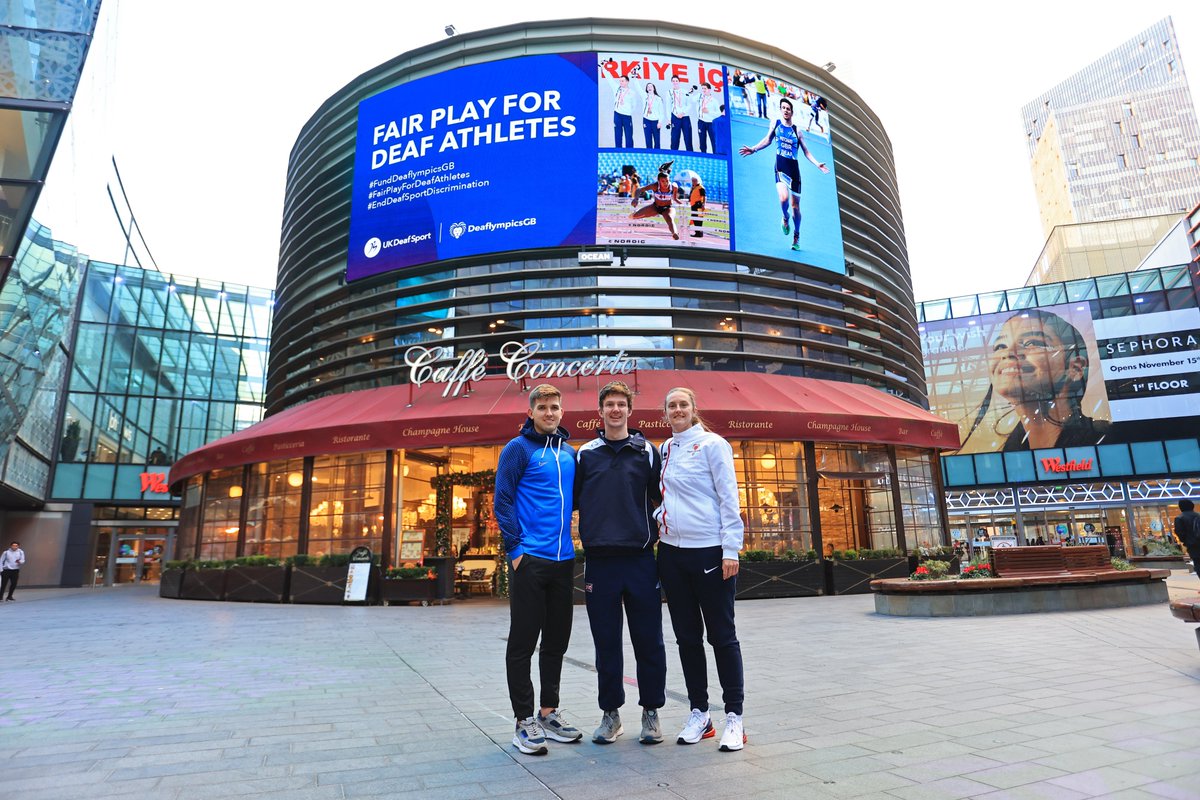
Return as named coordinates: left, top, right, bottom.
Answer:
left=380, top=565, right=438, bottom=605
left=736, top=549, right=825, bottom=599
left=180, top=559, right=229, bottom=600
left=225, top=555, right=289, bottom=603
left=60, top=419, right=81, bottom=462
left=159, top=559, right=189, bottom=599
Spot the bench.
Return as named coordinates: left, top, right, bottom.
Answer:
left=991, top=545, right=1072, bottom=578
left=871, top=547, right=1170, bottom=616
left=456, top=558, right=497, bottom=596
left=1169, top=598, right=1200, bottom=650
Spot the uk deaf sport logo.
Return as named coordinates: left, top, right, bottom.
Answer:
left=450, top=222, right=467, bottom=239
left=364, top=237, right=382, bottom=258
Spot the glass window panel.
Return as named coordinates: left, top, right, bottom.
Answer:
left=1097, top=443, right=1133, bottom=477
left=0, top=108, right=57, bottom=180
left=1165, top=439, right=1200, bottom=473
left=1003, top=451, right=1036, bottom=483
left=942, top=455, right=975, bottom=486
left=974, top=453, right=1005, bottom=483
left=1130, top=441, right=1168, bottom=474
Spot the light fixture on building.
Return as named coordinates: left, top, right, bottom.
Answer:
left=823, top=62, right=836, bottom=72
left=229, top=485, right=243, bottom=498
left=760, top=452, right=776, bottom=470
left=831, top=503, right=843, bottom=513
left=445, top=24, right=456, bottom=36
left=287, top=472, right=303, bottom=488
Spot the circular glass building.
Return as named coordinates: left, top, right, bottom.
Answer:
left=169, top=19, right=956, bottom=583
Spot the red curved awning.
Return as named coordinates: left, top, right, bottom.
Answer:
left=168, top=370, right=959, bottom=490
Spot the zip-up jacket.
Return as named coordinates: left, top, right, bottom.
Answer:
left=494, top=417, right=575, bottom=562
left=656, top=423, right=744, bottom=560
left=574, top=429, right=662, bottom=554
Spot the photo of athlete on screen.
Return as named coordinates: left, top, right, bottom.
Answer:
left=738, top=97, right=829, bottom=253
left=630, top=164, right=684, bottom=240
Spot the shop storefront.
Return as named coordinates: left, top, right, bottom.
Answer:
left=168, top=369, right=958, bottom=569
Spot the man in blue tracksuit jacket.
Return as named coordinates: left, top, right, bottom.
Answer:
left=574, top=380, right=667, bottom=745
left=494, top=383, right=583, bottom=755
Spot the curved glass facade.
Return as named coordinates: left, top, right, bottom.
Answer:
left=267, top=19, right=924, bottom=415
left=169, top=20, right=953, bottom=580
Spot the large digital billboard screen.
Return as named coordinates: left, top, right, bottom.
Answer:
left=922, top=303, right=1200, bottom=454
left=347, top=52, right=845, bottom=281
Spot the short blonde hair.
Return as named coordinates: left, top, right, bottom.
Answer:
left=528, top=384, right=562, bottom=408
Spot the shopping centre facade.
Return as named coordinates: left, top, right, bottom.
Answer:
left=165, top=19, right=960, bottom=570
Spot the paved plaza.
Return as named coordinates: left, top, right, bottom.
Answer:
left=2, top=577, right=1199, bottom=800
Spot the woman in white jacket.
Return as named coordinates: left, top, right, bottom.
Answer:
left=655, top=387, right=746, bottom=752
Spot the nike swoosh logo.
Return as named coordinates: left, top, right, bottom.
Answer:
left=704, top=566, right=719, bottom=574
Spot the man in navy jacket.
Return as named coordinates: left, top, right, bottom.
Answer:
left=495, top=383, right=583, bottom=755
left=574, top=380, right=667, bottom=745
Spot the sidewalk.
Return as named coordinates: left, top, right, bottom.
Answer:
left=0, top=580, right=1197, bottom=799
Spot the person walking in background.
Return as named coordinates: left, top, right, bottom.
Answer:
left=655, top=387, right=747, bottom=752
left=494, top=384, right=583, bottom=755
left=574, top=380, right=667, bottom=745
left=1174, top=499, right=1200, bottom=573
left=1, top=541, right=26, bottom=601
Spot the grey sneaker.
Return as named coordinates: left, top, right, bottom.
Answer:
left=512, top=716, right=548, bottom=755
left=639, top=708, right=663, bottom=744
left=592, top=709, right=623, bottom=744
left=538, top=709, right=583, bottom=743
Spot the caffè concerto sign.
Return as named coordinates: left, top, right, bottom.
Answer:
left=404, top=341, right=637, bottom=398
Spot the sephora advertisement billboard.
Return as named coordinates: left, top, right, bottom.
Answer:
left=347, top=52, right=844, bottom=281
left=921, top=303, right=1200, bottom=454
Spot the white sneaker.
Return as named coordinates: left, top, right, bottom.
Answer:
left=676, top=708, right=714, bottom=744
left=718, top=712, right=745, bottom=751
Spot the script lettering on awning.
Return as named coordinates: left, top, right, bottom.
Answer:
left=404, top=341, right=636, bottom=398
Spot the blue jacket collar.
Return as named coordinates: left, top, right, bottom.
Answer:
left=521, top=416, right=571, bottom=445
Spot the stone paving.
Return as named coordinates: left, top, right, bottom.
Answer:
left=1, top=574, right=1199, bottom=800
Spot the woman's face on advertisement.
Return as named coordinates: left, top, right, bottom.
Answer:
left=988, top=316, right=1082, bottom=404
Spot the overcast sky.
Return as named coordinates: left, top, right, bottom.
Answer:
left=33, top=1, right=1200, bottom=302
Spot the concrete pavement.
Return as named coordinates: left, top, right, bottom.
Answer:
left=1, top=576, right=1198, bottom=799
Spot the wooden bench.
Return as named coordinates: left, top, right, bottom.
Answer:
left=1062, top=544, right=1114, bottom=572
left=1169, top=598, right=1200, bottom=651
left=991, top=545, right=1071, bottom=578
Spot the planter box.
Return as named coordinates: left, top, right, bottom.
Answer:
left=380, top=578, right=437, bottom=605
left=737, top=560, right=825, bottom=599
left=159, top=567, right=185, bottom=599
left=225, top=566, right=289, bottom=603
left=424, top=556, right=456, bottom=601
left=908, top=555, right=961, bottom=575
left=830, top=558, right=909, bottom=595
left=289, top=564, right=380, bottom=604
left=180, top=568, right=226, bottom=601
left=289, top=564, right=350, bottom=604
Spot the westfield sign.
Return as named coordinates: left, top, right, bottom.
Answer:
left=404, top=341, right=636, bottom=398
left=1040, top=457, right=1094, bottom=473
